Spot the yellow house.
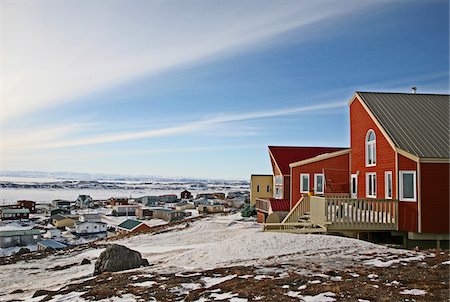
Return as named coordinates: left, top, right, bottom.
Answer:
left=250, top=174, right=273, bottom=205
left=52, top=214, right=76, bottom=229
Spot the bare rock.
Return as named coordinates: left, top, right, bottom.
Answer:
left=94, top=244, right=144, bottom=275
left=80, top=258, right=91, bottom=265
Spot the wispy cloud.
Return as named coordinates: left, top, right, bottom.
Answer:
left=1, top=0, right=378, bottom=123
left=3, top=101, right=346, bottom=151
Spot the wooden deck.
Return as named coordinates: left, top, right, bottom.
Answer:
left=263, top=196, right=398, bottom=233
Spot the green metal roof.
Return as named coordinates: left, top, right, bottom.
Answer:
left=357, top=92, right=450, bottom=158
left=1, top=208, right=30, bottom=214
left=117, top=219, right=143, bottom=230
left=0, top=229, right=41, bottom=237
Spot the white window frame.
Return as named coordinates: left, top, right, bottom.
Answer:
left=365, top=129, right=376, bottom=167
left=366, top=172, right=376, bottom=198
left=385, top=171, right=392, bottom=199
left=351, top=174, right=358, bottom=198
left=300, top=174, right=310, bottom=193
left=399, top=171, right=417, bottom=202
left=314, top=173, right=325, bottom=195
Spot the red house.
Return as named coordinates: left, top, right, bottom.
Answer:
left=349, top=92, right=449, bottom=239
left=17, top=200, right=36, bottom=214
left=268, top=146, right=346, bottom=201
left=290, top=149, right=350, bottom=208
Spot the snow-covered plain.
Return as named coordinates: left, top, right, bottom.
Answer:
left=0, top=213, right=424, bottom=301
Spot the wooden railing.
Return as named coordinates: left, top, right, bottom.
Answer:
left=255, top=198, right=270, bottom=213
left=281, top=195, right=310, bottom=224
left=310, top=196, right=398, bottom=231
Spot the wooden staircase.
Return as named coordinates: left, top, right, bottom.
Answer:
left=263, top=196, right=327, bottom=234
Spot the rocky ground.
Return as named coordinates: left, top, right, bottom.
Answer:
left=0, top=214, right=448, bottom=302
left=14, top=249, right=449, bottom=302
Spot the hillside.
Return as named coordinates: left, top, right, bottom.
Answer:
left=0, top=214, right=448, bottom=301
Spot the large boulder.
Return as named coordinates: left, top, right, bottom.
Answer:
left=94, top=244, right=146, bottom=275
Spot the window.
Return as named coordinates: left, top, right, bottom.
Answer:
left=266, top=185, right=270, bottom=193
left=314, top=174, right=324, bottom=194
left=366, top=130, right=376, bottom=166
left=256, top=185, right=260, bottom=193
left=4, top=237, right=11, bottom=243
left=300, top=174, right=310, bottom=193
left=385, top=171, right=392, bottom=199
left=33, top=235, right=38, bottom=240
left=275, top=175, right=283, bottom=185
left=366, top=172, right=376, bottom=198
left=399, top=171, right=416, bottom=201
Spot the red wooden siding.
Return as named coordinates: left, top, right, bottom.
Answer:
left=350, top=97, right=396, bottom=199
left=397, top=154, right=418, bottom=232
left=291, top=153, right=350, bottom=208
left=420, top=163, right=449, bottom=233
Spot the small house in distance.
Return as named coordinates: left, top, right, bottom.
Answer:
left=75, top=195, right=94, bottom=208
left=109, top=197, right=129, bottom=206
left=135, top=196, right=159, bottom=206
left=197, top=204, right=225, bottom=214
left=196, top=193, right=226, bottom=200
left=16, top=200, right=36, bottom=213
left=37, top=239, right=68, bottom=251
left=0, top=208, right=30, bottom=221
left=0, top=229, right=41, bottom=248
left=112, top=205, right=140, bottom=216
left=152, top=209, right=189, bottom=222
left=117, top=219, right=151, bottom=235
left=51, top=200, right=72, bottom=210
left=175, top=202, right=195, bottom=211
left=51, top=214, right=77, bottom=229
left=180, top=190, right=192, bottom=199
left=159, top=194, right=178, bottom=203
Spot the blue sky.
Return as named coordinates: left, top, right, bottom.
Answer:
left=1, top=0, right=448, bottom=179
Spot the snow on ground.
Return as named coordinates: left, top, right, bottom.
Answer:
left=108, top=213, right=412, bottom=273
left=399, top=289, right=427, bottom=295
left=0, top=213, right=421, bottom=300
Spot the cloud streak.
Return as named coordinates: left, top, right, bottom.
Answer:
left=3, top=101, right=346, bottom=150
left=1, top=0, right=378, bottom=123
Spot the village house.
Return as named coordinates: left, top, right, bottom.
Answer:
left=197, top=204, right=225, bottom=214
left=0, top=208, right=30, bottom=221
left=109, top=197, right=129, bottom=206
left=290, top=149, right=351, bottom=208
left=0, top=229, right=41, bottom=248
left=112, top=204, right=140, bottom=216
left=75, top=195, right=94, bottom=208
left=180, top=190, right=193, bottom=199
left=51, top=199, right=72, bottom=210
left=135, top=207, right=157, bottom=219
left=116, top=219, right=151, bottom=235
left=37, top=239, right=68, bottom=251
left=51, top=214, right=77, bottom=229
left=134, top=196, right=159, bottom=206
left=250, top=175, right=273, bottom=206
left=16, top=200, right=36, bottom=213
left=152, top=209, right=189, bottom=222
left=43, top=228, right=62, bottom=239
left=175, top=202, right=195, bottom=211
left=159, top=194, right=178, bottom=203
left=196, top=193, right=226, bottom=200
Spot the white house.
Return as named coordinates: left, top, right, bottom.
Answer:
left=74, top=221, right=107, bottom=235
left=75, top=195, right=94, bottom=208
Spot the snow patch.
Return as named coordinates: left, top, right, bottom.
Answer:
left=400, top=289, right=427, bottom=296
left=202, top=274, right=236, bottom=288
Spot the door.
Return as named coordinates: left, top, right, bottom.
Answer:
left=351, top=174, right=358, bottom=199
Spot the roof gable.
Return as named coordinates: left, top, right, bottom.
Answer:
left=356, top=92, right=450, bottom=159
left=268, top=146, right=347, bottom=175
left=118, top=219, right=143, bottom=231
